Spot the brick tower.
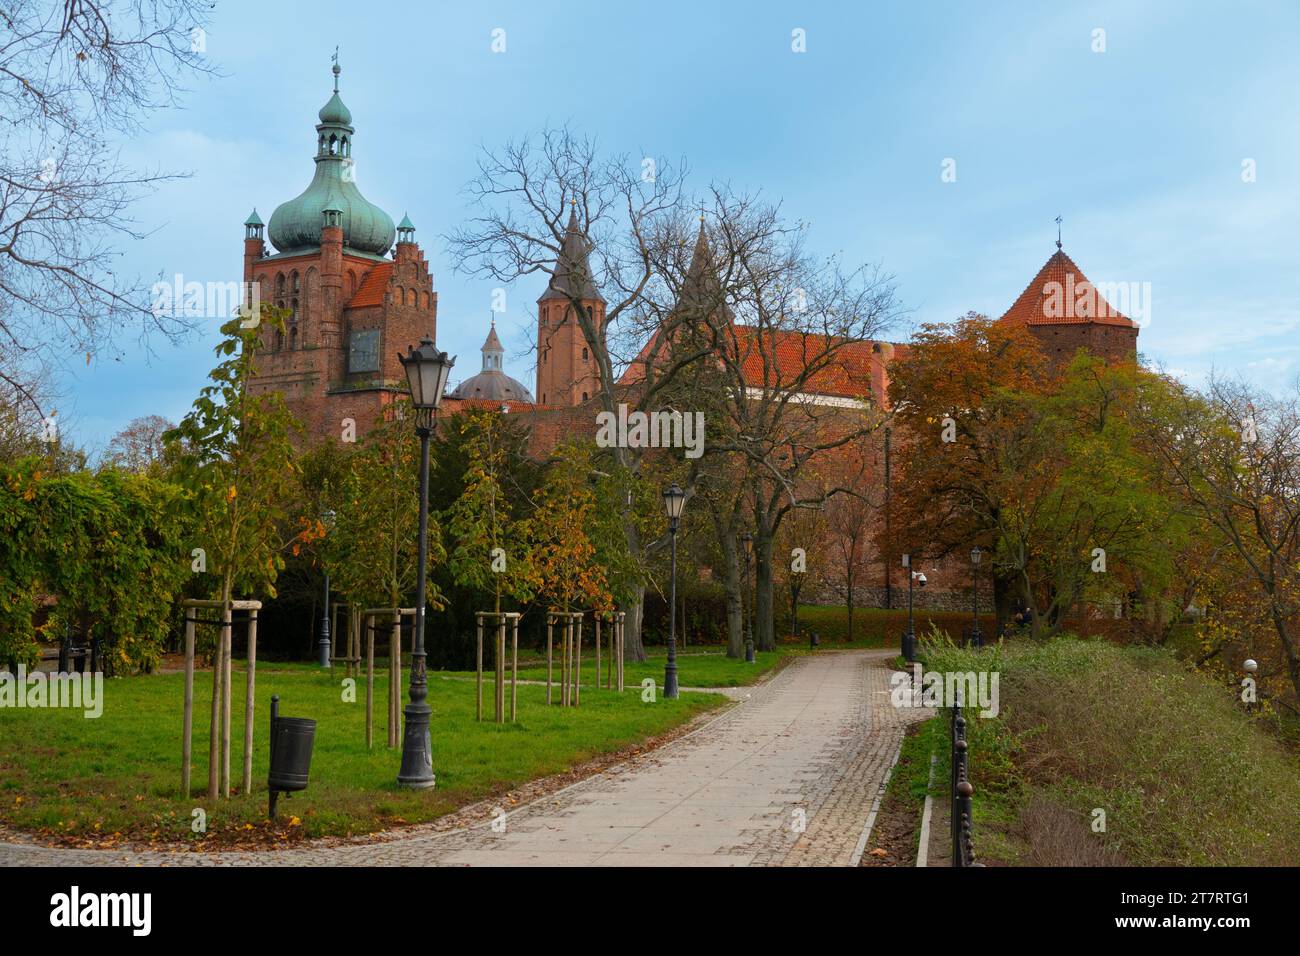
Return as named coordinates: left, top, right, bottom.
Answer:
left=998, top=241, right=1140, bottom=365
left=535, top=207, right=605, bottom=407
left=243, top=59, right=437, bottom=441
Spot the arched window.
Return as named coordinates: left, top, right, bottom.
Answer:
left=329, top=134, right=338, bottom=155
left=275, top=274, right=285, bottom=296
left=291, top=271, right=300, bottom=294
left=290, top=326, right=298, bottom=350
left=582, top=392, right=588, bottom=402
left=582, top=347, right=588, bottom=361
left=275, top=329, right=284, bottom=350
left=290, top=298, right=298, bottom=323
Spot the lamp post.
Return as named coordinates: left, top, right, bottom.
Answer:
left=662, top=484, right=686, bottom=699
left=317, top=509, right=335, bottom=668
left=902, top=554, right=927, bottom=662
left=741, top=532, right=755, bottom=664
left=396, top=337, right=454, bottom=789
left=970, top=546, right=983, bottom=649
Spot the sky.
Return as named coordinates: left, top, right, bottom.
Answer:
left=52, top=0, right=1300, bottom=456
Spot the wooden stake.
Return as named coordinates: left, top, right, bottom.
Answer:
left=574, top=616, right=582, bottom=706
left=208, top=613, right=220, bottom=800
left=546, top=618, right=553, bottom=705
left=496, top=618, right=506, bottom=724
left=182, top=614, right=195, bottom=797
left=391, top=609, right=401, bottom=748
left=365, top=614, right=375, bottom=750
left=510, top=616, right=518, bottom=723
left=476, top=614, right=483, bottom=721
left=221, top=605, right=232, bottom=799
left=242, top=610, right=257, bottom=796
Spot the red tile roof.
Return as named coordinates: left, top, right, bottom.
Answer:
left=618, top=325, right=894, bottom=404
left=999, top=249, right=1137, bottom=328
left=348, top=261, right=393, bottom=308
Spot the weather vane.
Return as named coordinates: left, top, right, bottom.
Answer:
left=1055, top=215, right=1063, bottom=250
left=331, top=46, right=340, bottom=92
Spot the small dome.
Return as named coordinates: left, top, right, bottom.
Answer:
left=318, top=91, right=352, bottom=126
left=449, top=370, right=534, bottom=403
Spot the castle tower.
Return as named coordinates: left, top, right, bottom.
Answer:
left=998, top=244, right=1140, bottom=365
left=535, top=207, right=605, bottom=406
left=243, top=59, right=437, bottom=441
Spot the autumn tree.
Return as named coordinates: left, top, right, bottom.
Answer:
left=324, top=405, right=443, bottom=615
left=1141, top=375, right=1300, bottom=703
left=164, top=313, right=300, bottom=623
left=103, top=415, right=174, bottom=472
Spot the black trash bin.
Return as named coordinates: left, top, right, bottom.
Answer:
left=268, top=695, right=316, bottom=818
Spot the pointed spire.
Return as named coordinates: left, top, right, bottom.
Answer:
left=481, top=315, right=505, bottom=372
left=677, top=217, right=728, bottom=318
left=539, top=203, right=604, bottom=302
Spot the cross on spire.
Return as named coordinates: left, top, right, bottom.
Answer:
left=331, top=47, right=340, bottom=92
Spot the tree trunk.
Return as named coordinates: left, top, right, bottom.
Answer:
left=712, top=501, right=745, bottom=658
left=755, top=533, right=775, bottom=651
left=623, top=584, right=647, bottom=663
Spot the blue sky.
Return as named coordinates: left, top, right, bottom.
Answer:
left=56, top=0, right=1300, bottom=455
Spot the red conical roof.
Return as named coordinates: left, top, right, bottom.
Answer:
left=999, top=249, right=1137, bottom=329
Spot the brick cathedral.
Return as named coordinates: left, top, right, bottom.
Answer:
left=242, top=64, right=1138, bottom=449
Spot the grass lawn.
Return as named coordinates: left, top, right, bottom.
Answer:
left=488, top=647, right=787, bottom=689
left=0, top=663, right=725, bottom=844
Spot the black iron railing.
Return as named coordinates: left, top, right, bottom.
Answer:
left=950, top=704, right=982, bottom=867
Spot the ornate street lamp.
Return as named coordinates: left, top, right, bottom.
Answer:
left=970, top=546, right=983, bottom=649
left=662, top=484, right=686, bottom=699
left=741, top=532, right=755, bottom=663
left=396, top=337, right=454, bottom=789
left=318, top=509, right=336, bottom=667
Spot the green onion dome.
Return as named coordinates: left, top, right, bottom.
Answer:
left=267, top=62, right=395, bottom=257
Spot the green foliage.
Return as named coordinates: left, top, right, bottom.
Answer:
left=325, top=405, right=443, bottom=610
left=164, top=313, right=301, bottom=605
left=920, top=635, right=1300, bottom=866
left=442, top=411, right=533, bottom=608
left=0, top=460, right=192, bottom=671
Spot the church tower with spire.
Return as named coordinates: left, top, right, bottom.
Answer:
left=535, top=207, right=605, bottom=407
left=243, top=57, right=437, bottom=441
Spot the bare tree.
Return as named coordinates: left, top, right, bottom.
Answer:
left=0, top=0, right=213, bottom=413
left=449, top=128, right=712, bottom=660
left=102, top=412, right=172, bottom=470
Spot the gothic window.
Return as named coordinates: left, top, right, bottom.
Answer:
left=423, top=292, right=431, bottom=309
left=582, top=347, right=588, bottom=361
left=582, top=392, right=588, bottom=402
left=275, top=329, right=284, bottom=350
left=291, top=271, right=300, bottom=294
left=275, top=274, right=285, bottom=297
left=290, top=326, right=298, bottom=350
left=329, top=134, right=338, bottom=155
left=291, top=298, right=298, bottom=323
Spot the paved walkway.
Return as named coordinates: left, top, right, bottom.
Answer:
left=0, top=650, right=927, bottom=867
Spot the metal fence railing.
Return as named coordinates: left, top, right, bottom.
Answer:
left=950, top=704, right=982, bottom=867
